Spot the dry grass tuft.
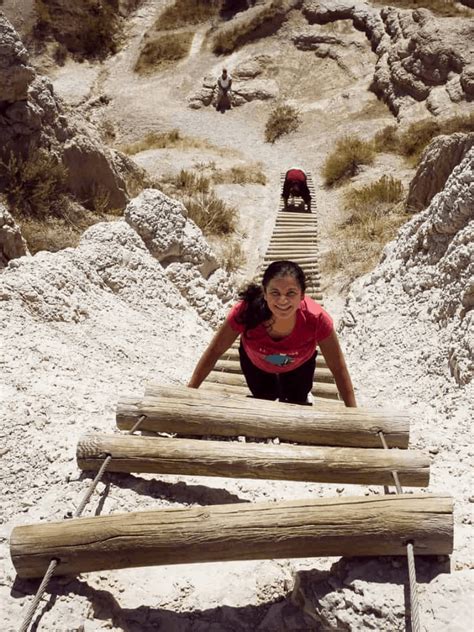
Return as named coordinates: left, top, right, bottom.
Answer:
left=173, top=169, right=212, bottom=195
left=135, top=31, right=193, bottom=74
left=371, top=0, right=473, bottom=17
left=344, top=175, right=404, bottom=210
left=121, top=130, right=227, bottom=156
left=217, top=237, right=245, bottom=272
left=18, top=207, right=120, bottom=255
left=373, top=112, right=474, bottom=165
left=322, top=136, right=375, bottom=186
left=158, top=169, right=238, bottom=236
left=212, top=0, right=285, bottom=54
left=156, top=0, right=221, bottom=30
left=373, top=125, right=399, bottom=154
left=185, top=193, right=237, bottom=235
left=211, top=165, right=267, bottom=185
left=0, top=149, right=68, bottom=218
left=323, top=176, right=408, bottom=285
left=265, top=104, right=301, bottom=144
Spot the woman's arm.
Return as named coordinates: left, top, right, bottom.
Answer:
left=318, top=330, right=357, bottom=407
left=188, top=321, right=240, bottom=388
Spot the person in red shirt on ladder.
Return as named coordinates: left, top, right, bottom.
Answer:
left=282, top=168, right=312, bottom=212
left=188, top=261, right=356, bottom=407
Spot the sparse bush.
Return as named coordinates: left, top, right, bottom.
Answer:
left=135, top=31, right=193, bottom=74
left=344, top=176, right=404, bottom=211
left=121, top=129, right=226, bottom=155
left=212, top=0, right=285, bottom=55
left=371, top=0, right=472, bottom=17
left=322, top=136, right=375, bottom=186
left=19, top=216, right=78, bottom=254
left=53, top=42, right=68, bottom=65
left=174, top=169, right=211, bottom=195
left=157, top=169, right=238, bottom=236
left=34, top=0, right=121, bottom=59
left=185, top=192, right=237, bottom=235
left=218, top=237, right=245, bottom=272
left=323, top=176, right=408, bottom=285
left=157, top=0, right=221, bottom=29
left=323, top=200, right=410, bottom=285
left=398, top=113, right=474, bottom=164
left=0, top=149, right=68, bottom=218
left=372, top=113, right=474, bottom=165
left=265, top=104, right=301, bottom=144
left=373, top=125, right=399, bottom=154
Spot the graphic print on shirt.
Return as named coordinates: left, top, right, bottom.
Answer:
left=264, top=353, right=294, bottom=367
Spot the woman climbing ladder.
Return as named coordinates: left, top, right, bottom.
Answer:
left=188, top=261, right=356, bottom=406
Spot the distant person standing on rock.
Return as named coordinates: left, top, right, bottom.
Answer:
left=188, top=260, right=356, bottom=406
left=282, top=168, right=312, bottom=212
left=216, top=68, right=232, bottom=113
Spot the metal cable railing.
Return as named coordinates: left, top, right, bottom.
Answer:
left=379, top=430, right=421, bottom=632
left=18, top=415, right=147, bottom=632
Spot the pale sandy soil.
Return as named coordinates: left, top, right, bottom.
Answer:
left=1, top=2, right=472, bottom=631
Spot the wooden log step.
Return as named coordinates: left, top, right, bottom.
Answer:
left=264, top=256, right=320, bottom=264
left=265, top=253, right=319, bottom=259
left=76, top=433, right=430, bottom=487
left=267, top=250, right=318, bottom=255
left=214, top=359, right=333, bottom=382
left=221, top=348, right=328, bottom=369
left=117, top=391, right=410, bottom=448
left=198, top=381, right=339, bottom=406
left=10, top=494, right=453, bottom=578
left=206, top=371, right=336, bottom=397
left=144, top=383, right=341, bottom=410
left=275, top=216, right=318, bottom=221
left=268, top=240, right=319, bottom=245
left=270, top=235, right=318, bottom=240
left=270, top=232, right=318, bottom=236
left=276, top=212, right=314, bottom=219
left=275, top=221, right=318, bottom=227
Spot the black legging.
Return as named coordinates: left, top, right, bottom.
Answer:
left=239, top=344, right=316, bottom=404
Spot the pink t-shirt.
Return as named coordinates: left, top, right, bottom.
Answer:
left=227, top=296, right=333, bottom=374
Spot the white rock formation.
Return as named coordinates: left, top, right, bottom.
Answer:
left=342, top=147, right=473, bottom=385
left=303, top=0, right=474, bottom=119
left=0, top=203, right=29, bottom=268
left=407, top=132, right=474, bottom=212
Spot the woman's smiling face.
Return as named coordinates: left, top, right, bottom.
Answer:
left=264, top=274, right=303, bottom=321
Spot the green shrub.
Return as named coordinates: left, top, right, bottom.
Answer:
left=212, top=0, right=284, bottom=54
left=157, top=0, right=221, bottom=29
left=134, top=31, right=193, bottom=74
left=0, top=149, right=68, bottom=218
left=264, top=104, right=301, bottom=144
left=344, top=176, right=404, bottom=211
left=322, top=136, right=375, bottom=186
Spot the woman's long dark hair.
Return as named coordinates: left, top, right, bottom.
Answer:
left=236, top=261, right=306, bottom=331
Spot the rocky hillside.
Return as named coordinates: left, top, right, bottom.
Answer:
left=1, top=1, right=473, bottom=630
